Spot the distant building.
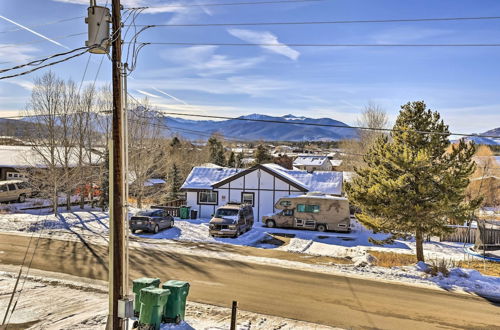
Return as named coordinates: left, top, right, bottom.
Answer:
left=180, top=163, right=343, bottom=220
left=293, top=155, right=332, bottom=172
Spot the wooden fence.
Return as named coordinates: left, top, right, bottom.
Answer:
left=442, top=225, right=500, bottom=248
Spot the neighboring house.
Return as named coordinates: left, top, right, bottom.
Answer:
left=0, top=145, right=102, bottom=181
left=293, top=155, right=332, bottom=172
left=329, top=159, right=343, bottom=171
left=180, top=163, right=343, bottom=220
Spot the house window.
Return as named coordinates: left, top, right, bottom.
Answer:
left=297, top=204, right=320, bottom=213
left=198, top=191, right=218, bottom=205
left=241, top=192, right=254, bottom=206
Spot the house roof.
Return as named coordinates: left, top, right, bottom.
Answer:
left=329, top=159, right=343, bottom=167
left=180, top=166, right=244, bottom=190
left=293, top=155, right=329, bottom=166
left=0, top=145, right=102, bottom=168
left=182, top=163, right=343, bottom=195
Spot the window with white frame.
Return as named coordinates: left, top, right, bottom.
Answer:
left=198, top=191, right=218, bottom=204
left=241, top=192, right=254, bottom=206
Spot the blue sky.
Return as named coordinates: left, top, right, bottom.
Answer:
left=1, top=0, right=500, bottom=134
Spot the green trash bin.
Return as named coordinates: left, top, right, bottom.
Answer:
left=162, top=280, right=190, bottom=323
left=132, top=277, right=161, bottom=316
left=139, top=287, right=171, bottom=330
left=179, top=206, right=191, bottom=219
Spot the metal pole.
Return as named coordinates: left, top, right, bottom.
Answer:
left=122, top=63, right=130, bottom=298
left=109, top=0, right=126, bottom=328
left=230, top=300, right=238, bottom=330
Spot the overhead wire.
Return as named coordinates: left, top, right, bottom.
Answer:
left=129, top=15, right=500, bottom=28
left=129, top=41, right=500, bottom=47
left=124, top=0, right=323, bottom=10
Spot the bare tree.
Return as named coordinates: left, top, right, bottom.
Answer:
left=340, top=104, right=389, bottom=171
left=24, top=72, right=64, bottom=213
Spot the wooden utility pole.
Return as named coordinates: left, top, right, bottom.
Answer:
left=109, top=0, right=126, bottom=328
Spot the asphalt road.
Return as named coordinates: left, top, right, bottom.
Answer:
left=0, top=233, right=499, bottom=330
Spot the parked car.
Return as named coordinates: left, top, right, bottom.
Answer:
left=129, top=209, right=175, bottom=234
left=209, top=203, right=254, bottom=238
left=0, top=180, right=32, bottom=203
left=262, top=193, right=351, bottom=232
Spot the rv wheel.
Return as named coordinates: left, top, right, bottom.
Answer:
left=266, top=220, right=276, bottom=228
left=153, top=225, right=159, bottom=234
left=317, top=224, right=326, bottom=232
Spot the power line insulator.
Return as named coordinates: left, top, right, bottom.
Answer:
left=85, top=5, right=111, bottom=54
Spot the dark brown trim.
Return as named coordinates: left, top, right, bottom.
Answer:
left=212, top=164, right=307, bottom=192
left=241, top=191, right=255, bottom=207
left=197, top=190, right=218, bottom=205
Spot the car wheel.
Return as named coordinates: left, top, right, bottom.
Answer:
left=18, top=194, right=26, bottom=203
left=153, top=225, right=159, bottom=234
left=131, top=229, right=136, bottom=234
left=266, top=220, right=276, bottom=228
left=317, top=224, right=326, bottom=232
left=170, top=219, right=175, bottom=227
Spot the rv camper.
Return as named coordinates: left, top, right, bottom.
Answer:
left=262, top=193, right=350, bottom=232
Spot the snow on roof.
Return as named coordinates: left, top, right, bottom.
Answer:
left=284, top=193, right=348, bottom=201
left=181, top=166, right=244, bottom=190
left=330, top=159, right=342, bottom=167
left=144, top=178, right=166, bottom=186
left=262, top=163, right=342, bottom=195
left=0, top=145, right=102, bottom=168
left=293, top=155, right=329, bottom=166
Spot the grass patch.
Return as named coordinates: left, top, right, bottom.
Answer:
left=370, top=251, right=500, bottom=277
left=457, top=260, right=500, bottom=277
left=370, top=251, right=416, bottom=267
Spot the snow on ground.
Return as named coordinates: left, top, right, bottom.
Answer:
left=1, top=206, right=499, bottom=299
left=0, top=268, right=337, bottom=330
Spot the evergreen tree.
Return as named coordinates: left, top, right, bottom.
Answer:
left=227, top=151, right=236, bottom=167
left=273, top=154, right=293, bottom=169
left=346, top=101, right=480, bottom=262
left=254, top=144, right=272, bottom=165
left=169, top=163, right=182, bottom=199
left=236, top=152, right=244, bottom=168
left=208, top=136, right=226, bottom=166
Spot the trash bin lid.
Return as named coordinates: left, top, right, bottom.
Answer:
left=133, top=277, right=160, bottom=285
left=163, top=280, right=190, bottom=288
left=141, top=287, right=171, bottom=297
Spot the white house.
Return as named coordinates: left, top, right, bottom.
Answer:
left=180, top=163, right=343, bottom=220
left=293, top=155, right=332, bottom=172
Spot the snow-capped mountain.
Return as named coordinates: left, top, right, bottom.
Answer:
left=163, top=113, right=359, bottom=141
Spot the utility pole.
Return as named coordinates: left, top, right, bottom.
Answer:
left=109, top=0, right=127, bottom=328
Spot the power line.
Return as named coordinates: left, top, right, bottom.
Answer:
left=0, top=46, right=89, bottom=74
left=132, top=41, right=500, bottom=47
left=3, top=107, right=499, bottom=139
left=131, top=15, right=500, bottom=28
left=0, top=47, right=91, bottom=80
left=125, top=0, right=322, bottom=10
left=154, top=111, right=500, bottom=139
left=0, top=16, right=84, bottom=34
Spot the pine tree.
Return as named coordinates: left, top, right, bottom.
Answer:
left=254, top=144, right=272, bottom=165
left=208, top=136, right=226, bottom=166
left=346, top=101, right=481, bottom=262
left=169, top=163, right=182, bottom=199
left=236, top=152, right=244, bottom=168
left=227, top=151, right=236, bottom=167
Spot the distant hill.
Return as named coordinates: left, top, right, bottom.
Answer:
left=164, top=114, right=359, bottom=141
left=459, top=127, right=500, bottom=146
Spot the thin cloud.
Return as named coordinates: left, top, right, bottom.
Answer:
left=227, top=28, right=300, bottom=60
left=151, top=87, right=188, bottom=105
left=136, top=89, right=161, bottom=98
left=0, top=15, right=68, bottom=49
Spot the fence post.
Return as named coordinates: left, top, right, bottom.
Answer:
left=230, top=300, right=238, bottom=330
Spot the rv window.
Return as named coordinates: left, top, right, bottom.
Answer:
left=198, top=191, right=218, bottom=204
left=283, top=209, right=294, bottom=216
left=297, top=204, right=320, bottom=213
left=280, top=200, right=291, bottom=207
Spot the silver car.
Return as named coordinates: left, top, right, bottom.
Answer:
left=129, top=209, right=175, bottom=234
left=0, top=180, right=32, bottom=203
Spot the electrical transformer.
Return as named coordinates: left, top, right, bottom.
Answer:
left=85, top=5, right=111, bottom=54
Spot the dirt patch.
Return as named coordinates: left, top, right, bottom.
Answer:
left=370, top=251, right=416, bottom=268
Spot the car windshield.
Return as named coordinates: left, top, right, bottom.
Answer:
left=135, top=210, right=155, bottom=216
left=215, top=209, right=238, bottom=218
